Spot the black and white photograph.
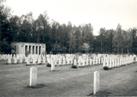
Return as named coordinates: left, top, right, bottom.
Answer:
left=0, top=0, right=137, bottom=96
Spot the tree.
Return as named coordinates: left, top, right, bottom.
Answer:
left=0, top=0, right=12, bottom=53
left=34, top=13, right=49, bottom=43
left=112, top=24, right=123, bottom=53
left=130, top=28, right=137, bottom=53
left=81, top=24, right=94, bottom=52
left=99, top=28, right=106, bottom=53
left=18, top=13, right=33, bottom=42
left=112, top=24, right=133, bottom=53
left=9, top=15, right=20, bottom=42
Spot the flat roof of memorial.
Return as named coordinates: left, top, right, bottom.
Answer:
left=11, top=42, right=45, bottom=45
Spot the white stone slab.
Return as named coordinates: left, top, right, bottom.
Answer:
left=93, top=71, right=100, bottom=95
left=29, top=67, right=37, bottom=87
left=51, top=62, right=55, bottom=71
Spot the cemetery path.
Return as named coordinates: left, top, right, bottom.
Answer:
left=0, top=63, right=137, bottom=96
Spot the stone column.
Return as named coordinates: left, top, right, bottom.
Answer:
left=37, top=46, right=39, bottom=55
left=24, top=45, right=26, bottom=55
left=36, top=46, right=38, bottom=54
left=38, top=46, right=40, bottom=55
left=30, top=45, right=32, bottom=54
left=34, top=46, right=36, bottom=54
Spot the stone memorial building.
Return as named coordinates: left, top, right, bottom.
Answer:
left=11, top=42, right=46, bottom=55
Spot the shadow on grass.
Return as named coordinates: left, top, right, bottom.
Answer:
left=50, top=70, right=61, bottom=72
left=87, top=91, right=112, bottom=96
left=26, top=84, right=46, bottom=89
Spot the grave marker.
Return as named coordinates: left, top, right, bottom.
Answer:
left=29, top=67, right=37, bottom=87
left=93, top=71, right=100, bottom=95
left=51, top=62, right=55, bottom=71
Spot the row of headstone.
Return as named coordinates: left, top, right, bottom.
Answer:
left=1, top=54, right=137, bottom=68
left=0, top=54, right=25, bottom=64
left=47, top=54, right=75, bottom=66
left=103, top=55, right=136, bottom=69
left=0, top=54, right=12, bottom=61
left=0, top=54, right=104, bottom=65
left=73, top=56, right=102, bottom=67
left=25, top=54, right=47, bottom=65
left=46, top=54, right=103, bottom=68
left=0, top=54, right=47, bottom=65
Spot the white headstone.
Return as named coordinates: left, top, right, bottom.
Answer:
left=7, top=58, right=11, bottom=64
left=51, top=62, right=55, bottom=71
left=29, top=67, right=37, bottom=87
left=12, top=55, right=17, bottom=64
left=25, top=57, right=30, bottom=65
left=93, top=71, right=100, bottom=95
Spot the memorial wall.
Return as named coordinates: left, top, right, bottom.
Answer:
left=11, top=42, right=46, bottom=55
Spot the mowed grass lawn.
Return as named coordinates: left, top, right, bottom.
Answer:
left=0, top=62, right=137, bottom=97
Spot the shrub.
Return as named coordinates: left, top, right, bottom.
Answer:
left=103, top=66, right=109, bottom=70
left=72, top=65, right=78, bottom=69
left=47, top=63, right=51, bottom=67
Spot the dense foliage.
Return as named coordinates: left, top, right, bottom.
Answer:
left=0, top=0, right=137, bottom=54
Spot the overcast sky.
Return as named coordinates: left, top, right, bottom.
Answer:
left=5, top=0, right=137, bottom=35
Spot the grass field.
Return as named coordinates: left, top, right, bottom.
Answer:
left=0, top=62, right=137, bottom=97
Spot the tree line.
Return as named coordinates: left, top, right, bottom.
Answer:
left=0, top=0, right=137, bottom=54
